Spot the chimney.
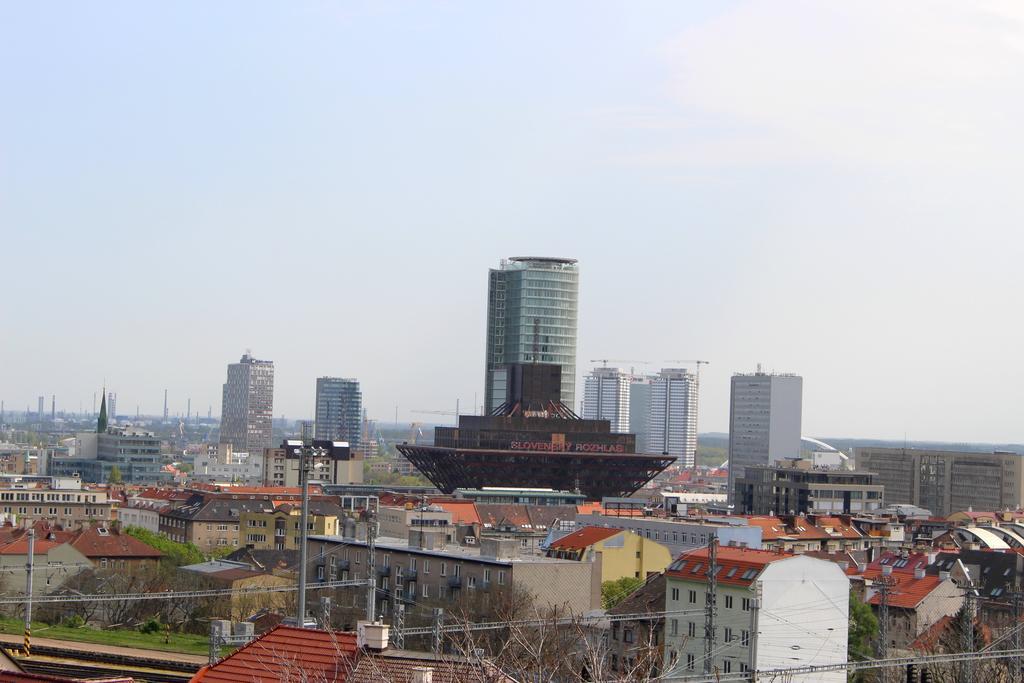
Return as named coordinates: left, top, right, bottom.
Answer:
left=914, top=567, right=925, bottom=580
left=410, top=667, right=433, bottom=683
left=357, top=621, right=389, bottom=651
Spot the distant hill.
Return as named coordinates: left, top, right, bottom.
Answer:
left=697, top=433, right=1023, bottom=456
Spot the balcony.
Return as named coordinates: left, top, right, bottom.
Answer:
left=337, top=559, right=350, bottom=571
left=481, top=580, right=491, bottom=591
left=376, top=565, right=391, bottom=576
left=447, top=575, right=462, bottom=588
left=404, top=568, right=417, bottom=581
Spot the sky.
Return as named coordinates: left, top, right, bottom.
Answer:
left=2, top=1, right=1023, bottom=443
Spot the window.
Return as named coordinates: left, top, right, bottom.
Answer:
left=453, top=564, right=461, bottom=577
left=688, top=590, right=697, bottom=604
left=742, top=597, right=752, bottom=611
left=723, top=660, right=731, bottom=673
left=422, top=583, right=429, bottom=598
left=623, top=628, right=635, bottom=644
left=484, top=569, right=491, bottom=582
left=687, top=654, right=695, bottom=670
left=423, top=559, right=431, bottom=574
left=671, top=587, right=680, bottom=601
left=741, top=630, right=750, bottom=647
left=440, top=562, right=447, bottom=577
left=688, top=621, right=696, bottom=637
left=410, top=558, right=417, bottom=571
left=468, top=576, right=476, bottom=589
left=316, top=566, right=324, bottom=580
left=670, top=619, right=678, bottom=636
left=725, top=627, right=733, bottom=642
left=725, top=595, right=733, bottom=609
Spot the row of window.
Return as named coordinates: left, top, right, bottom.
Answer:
left=671, top=586, right=752, bottom=611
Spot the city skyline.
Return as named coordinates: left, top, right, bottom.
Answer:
left=4, top=2, right=1024, bottom=443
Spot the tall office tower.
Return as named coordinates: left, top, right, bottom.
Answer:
left=219, top=353, right=275, bottom=454
left=647, top=369, right=699, bottom=468
left=728, top=368, right=803, bottom=498
left=629, top=377, right=653, bottom=453
left=484, top=257, right=579, bottom=414
left=108, top=392, right=117, bottom=424
left=582, top=367, right=631, bottom=433
left=37, top=396, right=45, bottom=421
left=163, top=390, right=168, bottom=421
left=314, top=377, right=362, bottom=448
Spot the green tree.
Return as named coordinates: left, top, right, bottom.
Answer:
left=601, top=576, right=644, bottom=609
left=849, top=589, right=878, bottom=681
left=107, top=465, right=123, bottom=484
left=124, top=526, right=203, bottom=566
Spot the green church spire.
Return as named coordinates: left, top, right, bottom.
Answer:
left=97, top=390, right=108, bottom=433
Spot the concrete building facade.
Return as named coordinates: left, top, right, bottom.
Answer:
left=219, top=353, right=275, bottom=454
left=854, top=447, right=1024, bottom=517
left=308, top=531, right=600, bottom=619
left=582, top=367, right=631, bottom=433
left=663, top=549, right=848, bottom=680
left=728, top=370, right=803, bottom=498
left=484, top=257, right=579, bottom=413
left=733, top=458, right=884, bottom=515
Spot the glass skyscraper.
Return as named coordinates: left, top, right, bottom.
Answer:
left=484, top=257, right=579, bottom=413
left=314, top=377, right=362, bottom=448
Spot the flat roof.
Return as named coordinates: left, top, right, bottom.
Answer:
left=308, top=534, right=580, bottom=566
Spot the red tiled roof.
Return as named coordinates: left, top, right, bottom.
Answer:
left=0, top=538, right=63, bottom=555
left=348, top=651, right=514, bottom=682
left=70, top=528, right=163, bottom=559
left=549, top=526, right=622, bottom=551
left=430, top=500, right=480, bottom=526
left=192, top=626, right=358, bottom=683
left=866, top=573, right=945, bottom=609
left=814, top=517, right=863, bottom=540
left=743, top=516, right=830, bottom=541
left=0, top=674, right=133, bottom=683
left=666, top=546, right=794, bottom=587
left=909, top=614, right=955, bottom=652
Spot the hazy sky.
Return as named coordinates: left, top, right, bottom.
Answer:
left=3, top=1, right=1023, bottom=443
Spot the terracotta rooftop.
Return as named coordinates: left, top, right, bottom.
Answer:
left=548, top=526, right=622, bottom=551
left=865, top=572, right=945, bottom=609
left=192, top=625, right=358, bottom=683
left=429, top=499, right=481, bottom=526
left=348, top=650, right=515, bottom=683
left=666, top=546, right=793, bottom=587
left=743, top=516, right=831, bottom=541
left=69, top=528, right=163, bottom=559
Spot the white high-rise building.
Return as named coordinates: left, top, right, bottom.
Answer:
left=582, top=367, right=631, bottom=433
left=647, top=369, right=699, bottom=468
left=629, top=376, right=653, bottom=454
left=728, top=368, right=803, bottom=498
left=219, top=353, right=275, bottom=454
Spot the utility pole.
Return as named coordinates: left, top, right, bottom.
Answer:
left=877, top=572, right=892, bottom=661
left=432, top=608, right=444, bottom=654
left=366, top=500, right=377, bottom=622
left=962, top=582, right=977, bottom=681
left=1013, top=584, right=1024, bottom=683
left=23, top=529, right=34, bottom=657
left=748, top=582, right=760, bottom=675
left=391, top=603, right=405, bottom=649
left=704, top=537, right=718, bottom=675
left=296, top=443, right=310, bottom=627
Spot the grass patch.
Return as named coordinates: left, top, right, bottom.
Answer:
left=0, top=616, right=209, bottom=656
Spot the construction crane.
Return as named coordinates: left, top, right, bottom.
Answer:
left=662, top=359, right=710, bottom=379
left=589, top=359, right=651, bottom=368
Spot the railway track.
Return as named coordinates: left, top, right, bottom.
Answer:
left=2, top=642, right=201, bottom=683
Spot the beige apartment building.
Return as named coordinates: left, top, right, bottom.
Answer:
left=0, top=476, right=113, bottom=527
left=307, top=529, right=600, bottom=619
left=262, top=444, right=363, bottom=487
left=855, top=447, right=1024, bottom=517
left=239, top=504, right=341, bottom=551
